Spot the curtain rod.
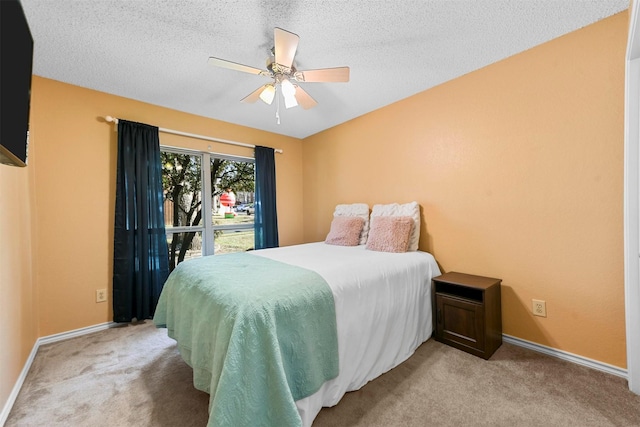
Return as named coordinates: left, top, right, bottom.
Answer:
left=104, top=116, right=283, bottom=154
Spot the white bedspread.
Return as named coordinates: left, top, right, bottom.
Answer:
left=252, top=242, right=441, bottom=426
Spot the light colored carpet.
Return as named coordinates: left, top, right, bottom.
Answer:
left=5, top=321, right=640, bottom=426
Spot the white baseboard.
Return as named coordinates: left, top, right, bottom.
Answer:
left=0, top=337, right=40, bottom=427
left=503, top=334, right=628, bottom=379
left=0, top=321, right=117, bottom=427
left=37, top=321, right=118, bottom=346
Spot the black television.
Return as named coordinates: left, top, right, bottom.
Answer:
left=0, top=0, right=33, bottom=167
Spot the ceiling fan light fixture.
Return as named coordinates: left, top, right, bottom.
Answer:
left=281, top=78, right=296, bottom=97
left=281, top=79, right=298, bottom=109
left=284, top=93, right=298, bottom=109
left=259, top=84, right=276, bottom=105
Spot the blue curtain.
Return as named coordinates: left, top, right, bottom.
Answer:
left=113, top=120, right=169, bottom=322
left=254, top=146, right=279, bottom=249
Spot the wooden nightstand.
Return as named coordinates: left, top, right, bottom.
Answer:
left=433, top=272, right=502, bottom=359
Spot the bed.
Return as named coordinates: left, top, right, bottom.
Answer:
left=154, top=203, right=441, bottom=426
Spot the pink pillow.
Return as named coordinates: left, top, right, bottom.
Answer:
left=325, top=216, right=365, bottom=246
left=366, top=216, right=413, bottom=253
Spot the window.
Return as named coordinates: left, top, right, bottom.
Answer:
left=161, top=148, right=255, bottom=271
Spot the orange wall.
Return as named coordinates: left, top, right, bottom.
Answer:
left=28, top=76, right=304, bottom=336
left=0, top=159, right=37, bottom=410
left=303, top=12, right=627, bottom=367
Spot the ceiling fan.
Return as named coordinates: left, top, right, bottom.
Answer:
left=209, top=27, right=349, bottom=122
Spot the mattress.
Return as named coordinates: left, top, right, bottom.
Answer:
left=252, top=242, right=441, bottom=426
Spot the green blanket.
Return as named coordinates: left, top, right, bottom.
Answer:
left=153, top=252, right=339, bottom=427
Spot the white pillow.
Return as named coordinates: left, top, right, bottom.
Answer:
left=333, top=203, right=370, bottom=245
left=370, top=201, right=420, bottom=251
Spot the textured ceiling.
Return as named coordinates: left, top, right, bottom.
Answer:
left=21, top=0, right=628, bottom=139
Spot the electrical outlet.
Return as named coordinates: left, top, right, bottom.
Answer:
left=532, top=299, right=546, bottom=317
left=96, top=289, right=107, bottom=303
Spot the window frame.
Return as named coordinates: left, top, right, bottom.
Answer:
left=161, top=145, right=255, bottom=257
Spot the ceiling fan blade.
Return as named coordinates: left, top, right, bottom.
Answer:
left=294, top=86, right=318, bottom=110
left=274, top=27, right=299, bottom=69
left=208, top=57, right=265, bottom=75
left=299, top=67, right=350, bottom=83
left=241, top=85, right=268, bottom=103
